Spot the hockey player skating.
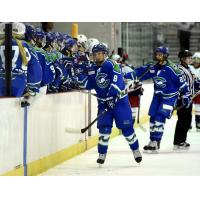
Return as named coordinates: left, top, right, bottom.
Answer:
left=76, top=43, right=142, bottom=166
left=127, top=46, right=191, bottom=153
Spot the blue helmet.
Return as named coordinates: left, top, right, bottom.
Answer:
left=25, top=24, right=35, bottom=42
left=46, top=32, right=56, bottom=42
left=61, top=38, right=78, bottom=55
left=155, top=46, right=169, bottom=56
left=34, top=27, right=45, bottom=40
left=63, top=34, right=71, bottom=44
left=34, top=27, right=46, bottom=47
left=63, top=33, right=71, bottom=40
left=45, top=32, right=57, bottom=49
left=54, top=32, right=64, bottom=50
left=55, top=32, right=63, bottom=43
left=64, top=38, right=77, bottom=49
left=92, top=43, right=108, bottom=54
left=154, top=46, right=169, bottom=60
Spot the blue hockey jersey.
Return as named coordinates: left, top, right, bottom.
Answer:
left=33, top=46, right=55, bottom=86
left=77, top=59, right=126, bottom=100
left=126, top=60, right=190, bottom=99
left=0, top=39, right=42, bottom=97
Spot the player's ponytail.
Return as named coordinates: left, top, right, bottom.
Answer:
left=13, top=35, right=28, bottom=66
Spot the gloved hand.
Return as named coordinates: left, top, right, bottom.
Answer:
left=21, top=87, right=37, bottom=107
left=129, top=80, right=143, bottom=95
left=129, top=86, right=144, bottom=96
left=105, top=97, right=118, bottom=109
left=63, top=60, right=74, bottom=69
left=21, top=96, right=30, bottom=107
left=74, top=67, right=85, bottom=76
left=182, top=94, right=192, bottom=108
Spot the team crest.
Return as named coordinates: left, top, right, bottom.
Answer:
left=154, top=77, right=167, bottom=88
left=95, top=73, right=110, bottom=88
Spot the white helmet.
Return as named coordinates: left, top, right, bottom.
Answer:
left=87, top=38, right=99, bottom=48
left=77, top=34, right=87, bottom=48
left=193, top=52, right=200, bottom=63
left=102, top=42, right=108, bottom=48
left=101, top=42, right=109, bottom=55
left=12, top=22, right=25, bottom=37
left=111, top=54, right=121, bottom=62
left=88, top=41, right=100, bottom=54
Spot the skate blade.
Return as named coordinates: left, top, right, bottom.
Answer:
left=173, top=147, right=190, bottom=151
left=143, top=150, right=159, bottom=154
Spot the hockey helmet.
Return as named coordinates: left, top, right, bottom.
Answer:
left=155, top=46, right=169, bottom=56
left=25, top=24, right=35, bottom=42
left=12, top=22, right=26, bottom=39
left=92, top=43, right=108, bottom=54
left=192, top=52, right=200, bottom=64
left=178, top=50, right=193, bottom=59
left=77, top=34, right=87, bottom=48
left=111, top=54, right=121, bottom=62
left=87, top=38, right=99, bottom=48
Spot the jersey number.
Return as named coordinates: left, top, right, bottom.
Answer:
left=113, top=75, right=118, bottom=82
left=0, top=46, right=31, bottom=70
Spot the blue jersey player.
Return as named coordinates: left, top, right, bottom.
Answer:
left=76, top=43, right=142, bottom=166
left=128, top=46, right=191, bottom=152
left=0, top=23, right=42, bottom=98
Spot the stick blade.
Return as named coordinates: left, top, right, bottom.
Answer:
left=81, top=128, right=87, bottom=133
left=65, top=128, right=82, bottom=134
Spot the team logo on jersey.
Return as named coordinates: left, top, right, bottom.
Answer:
left=154, top=77, right=167, bottom=88
left=95, top=73, right=110, bottom=88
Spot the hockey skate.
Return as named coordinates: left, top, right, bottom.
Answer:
left=97, top=153, right=106, bottom=167
left=143, top=140, right=160, bottom=153
left=173, top=142, right=190, bottom=150
left=132, top=149, right=142, bottom=163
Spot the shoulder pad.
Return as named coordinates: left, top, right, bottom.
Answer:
left=107, top=59, right=121, bottom=73
left=166, top=60, right=182, bottom=75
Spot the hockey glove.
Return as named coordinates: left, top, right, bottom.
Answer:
left=21, top=87, right=37, bottom=107
left=182, top=94, right=192, bottom=108
left=63, top=60, right=74, bottom=69
left=21, top=96, right=30, bottom=108
left=106, top=97, right=118, bottom=109
left=129, top=80, right=143, bottom=96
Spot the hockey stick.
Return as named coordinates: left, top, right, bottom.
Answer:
left=65, top=127, right=82, bottom=134
left=81, top=108, right=109, bottom=133
left=70, top=88, right=97, bottom=97
left=136, top=95, right=147, bottom=132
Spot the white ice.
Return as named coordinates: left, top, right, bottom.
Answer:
left=40, top=115, right=200, bottom=176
